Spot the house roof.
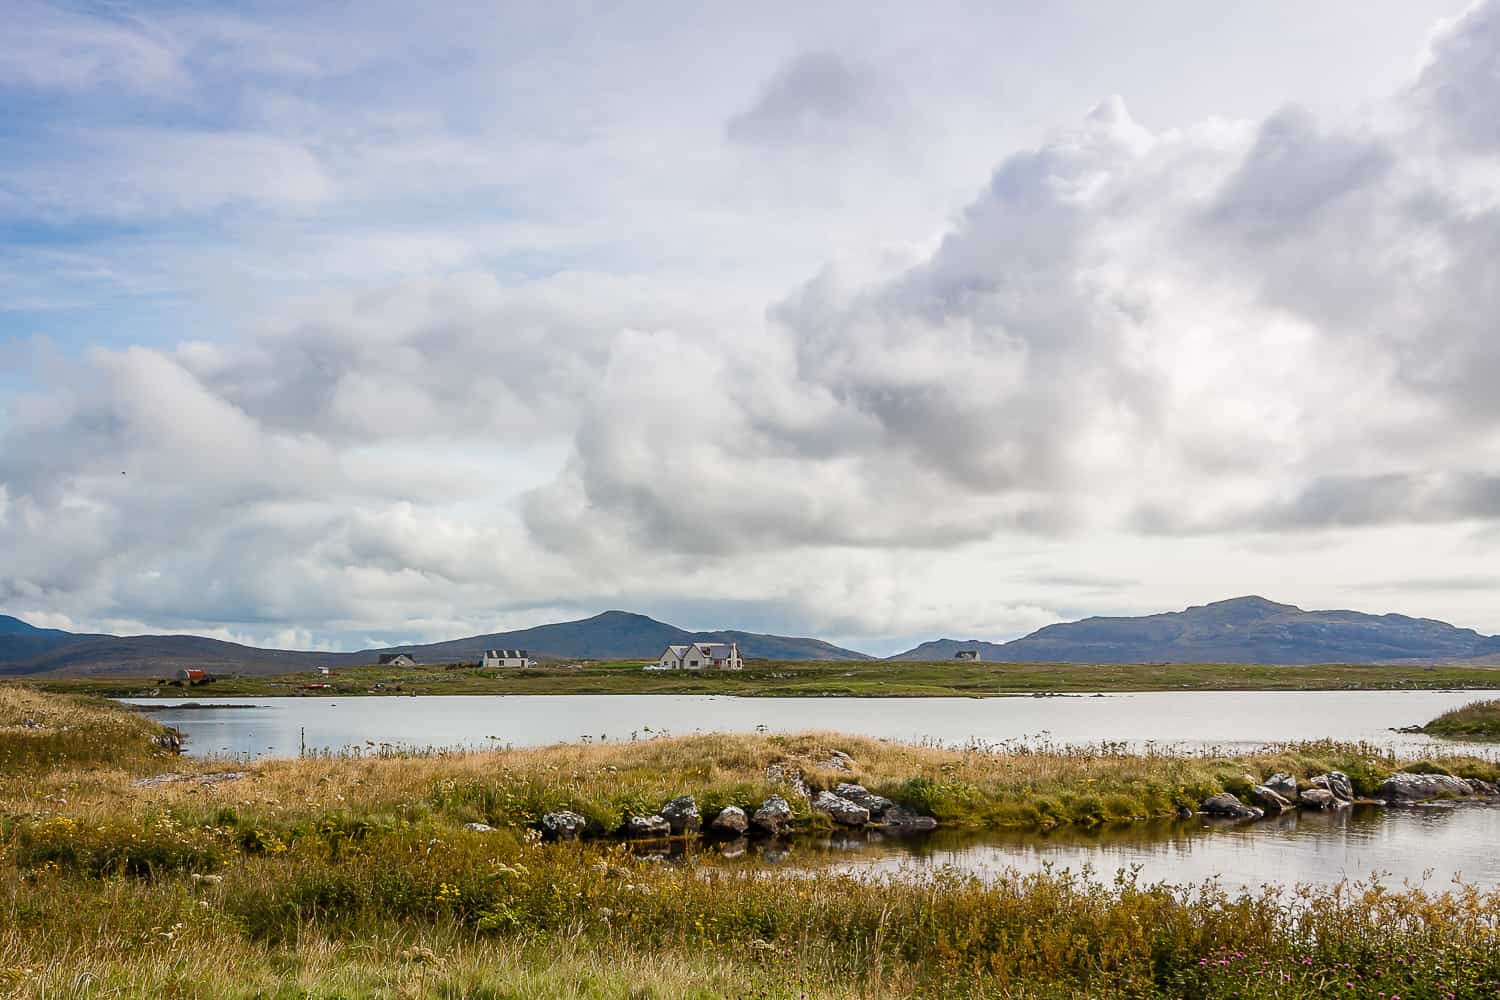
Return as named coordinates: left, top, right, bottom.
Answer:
left=662, top=642, right=738, bottom=659
left=485, top=649, right=528, bottom=658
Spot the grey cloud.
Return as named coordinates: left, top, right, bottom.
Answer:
left=1351, top=575, right=1500, bottom=593
left=1204, top=106, right=1392, bottom=246
left=726, top=51, right=889, bottom=146
left=1134, top=473, right=1500, bottom=536
left=1248, top=473, right=1500, bottom=531
left=1411, top=0, right=1500, bottom=153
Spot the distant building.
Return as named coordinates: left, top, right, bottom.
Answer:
left=317, top=666, right=332, bottom=676
left=649, top=642, right=742, bottom=671
left=378, top=653, right=417, bottom=666
left=954, top=649, right=981, bottom=662
left=174, top=668, right=209, bottom=685
left=482, top=648, right=533, bottom=669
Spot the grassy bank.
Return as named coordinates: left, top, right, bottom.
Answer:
left=1423, top=699, right=1500, bottom=741
left=8, top=688, right=1500, bottom=997
left=27, top=656, right=1500, bottom=699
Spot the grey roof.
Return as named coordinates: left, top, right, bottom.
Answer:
left=485, top=649, right=528, bottom=658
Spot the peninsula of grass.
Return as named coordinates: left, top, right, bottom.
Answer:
left=1422, top=698, right=1500, bottom=741
left=26, top=655, right=1500, bottom=700
left=8, top=687, right=1500, bottom=998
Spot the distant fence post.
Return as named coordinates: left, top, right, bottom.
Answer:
left=300, top=726, right=306, bottom=758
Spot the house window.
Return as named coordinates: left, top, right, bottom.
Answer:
left=689, top=659, right=699, bottom=667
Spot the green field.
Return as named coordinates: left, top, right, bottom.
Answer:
left=26, top=656, right=1500, bottom=699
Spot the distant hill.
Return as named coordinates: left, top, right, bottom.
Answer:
left=387, top=611, right=872, bottom=664
left=890, top=596, right=1500, bottom=665
left=0, top=610, right=871, bottom=676
left=10, top=597, right=1499, bottom=676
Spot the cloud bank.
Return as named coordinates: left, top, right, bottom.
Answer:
left=3, top=2, right=1499, bottom=651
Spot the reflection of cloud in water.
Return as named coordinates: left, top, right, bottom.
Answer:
left=804, top=804, right=1500, bottom=892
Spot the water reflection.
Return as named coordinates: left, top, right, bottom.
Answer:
left=770, top=802, right=1500, bottom=891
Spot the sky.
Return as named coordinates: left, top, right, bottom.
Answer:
left=3, top=0, right=1499, bottom=655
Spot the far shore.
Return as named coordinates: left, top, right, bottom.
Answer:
left=23, top=656, right=1500, bottom=701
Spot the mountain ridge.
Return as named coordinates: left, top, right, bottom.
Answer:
left=888, top=595, right=1500, bottom=664
left=5, top=596, right=1500, bottom=676
left=0, top=610, right=871, bottom=676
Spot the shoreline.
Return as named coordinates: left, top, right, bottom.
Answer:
left=21, top=657, right=1500, bottom=702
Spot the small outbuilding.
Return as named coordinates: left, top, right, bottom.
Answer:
left=378, top=653, right=417, bottom=666
left=482, top=649, right=533, bottom=669
left=954, top=649, right=981, bottom=662
left=174, top=668, right=209, bottom=685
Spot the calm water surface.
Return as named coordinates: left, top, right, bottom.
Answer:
left=124, top=690, right=1493, bottom=760
left=789, top=802, right=1500, bottom=891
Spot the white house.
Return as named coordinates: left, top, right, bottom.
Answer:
left=378, top=653, right=417, bottom=666
left=954, top=649, right=981, bottom=662
left=649, top=641, right=742, bottom=671
left=483, top=648, right=533, bottom=669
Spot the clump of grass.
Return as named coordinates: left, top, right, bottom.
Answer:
left=1423, top=699, right=1500, bottom=741
left=0, top=686, right=176, bottom=780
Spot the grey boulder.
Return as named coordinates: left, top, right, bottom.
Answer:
left=624, top=814, right=672, bottom=838
left=660, top=795, right=701, bottom=834
left=1467, top=778, right=1500, bottom=797
left=812, top=790, right=870, bottom=826
left=540, top=810, right=588, bottom=840
left=816, top=750, right=855, bottom=772
left=752, top=796, right=794, bottom=835
left=1201, top=793, right=1263, bottom=820
left=1265, top=773, right=1298, bottom=800
left=708, top=805, right=749, bottom=836
left=463, top=822, right=495, bottom=833
left=1310, top=771, right=1354, bottom=802
left=882, top=805, right=939, bottom=831
left=1248, top=785, right=1292, bottom=814
left=1375, top=772, right=1475, bottom=802
left=834, top=783, right=894, bottom=818
left=1298, top=788, right=1341, bottom=810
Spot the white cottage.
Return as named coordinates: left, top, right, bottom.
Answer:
left=650, top=641, right=742, bottom=671
left=483, top=648, right=534, bottom=669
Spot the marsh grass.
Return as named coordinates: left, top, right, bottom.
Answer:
left=1423, top=699, right=1500, bottom=741
left=0, top=687, right=174, bottom=781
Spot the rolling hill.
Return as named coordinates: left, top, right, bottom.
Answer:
left=889, top=596, right=1500, bottom=665
left=0, top=610, right=870, bottom=677
left=8, top=597, right=1500, bottom=677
